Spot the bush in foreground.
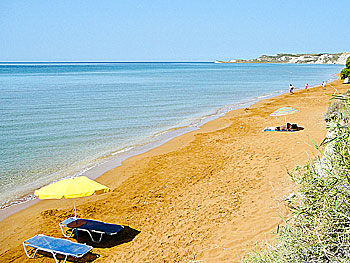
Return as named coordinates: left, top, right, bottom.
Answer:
left=324, top=90, right=350, bottom=122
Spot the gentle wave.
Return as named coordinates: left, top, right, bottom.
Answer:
left=0, top=62, right=343, bottom=210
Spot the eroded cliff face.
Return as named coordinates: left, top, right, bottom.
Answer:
left=253, top=52, right=350, bottom=64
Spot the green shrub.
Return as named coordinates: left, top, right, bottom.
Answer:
left=340, top=68, right=350, bottom=79
left=324, top=99, right=350, bottom=123
left=346, top=56, right=350, bottom=69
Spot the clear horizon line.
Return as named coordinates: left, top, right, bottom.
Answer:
left=0, top=61, right=215, bottom=63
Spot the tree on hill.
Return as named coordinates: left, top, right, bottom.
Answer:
left=340, top=56, right=350, bottom=79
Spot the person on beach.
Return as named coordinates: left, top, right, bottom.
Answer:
left=277, top=123, right=292, bottom=131
left=305, top=83, right=309, bottom=89
left=289, top=84, right=294, bottom=94
left=263, top=123, right=300, bottom=132
left=322, top=81, right=326, bottom=89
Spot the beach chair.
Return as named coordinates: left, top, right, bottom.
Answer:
left=23, top=234, right=92, bottom=263
left=59, top=217, right=124, bottom=243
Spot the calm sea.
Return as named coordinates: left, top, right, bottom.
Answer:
left=0, top=62, right=343, bottom=207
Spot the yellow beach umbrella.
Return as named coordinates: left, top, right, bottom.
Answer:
left=35, top=176, right=110, bottom=217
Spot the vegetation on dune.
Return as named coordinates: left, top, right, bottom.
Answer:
left=341, top=69, right=350, bottom=80
left=324, top=90, right=350, bottom=122
left=245, top=90, right=350, bottom=262
left=340, top=57, right=350, bottom=79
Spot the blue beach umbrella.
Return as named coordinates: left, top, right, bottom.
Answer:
left=270, top=107, right=299, bottom=129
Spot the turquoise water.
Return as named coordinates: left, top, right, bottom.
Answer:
left=0, top=62, right=343, bottom=207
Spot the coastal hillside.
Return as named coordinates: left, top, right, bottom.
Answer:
left=254, top=52, right=350, bottom=64
left=217, top=52, right=350, bottom=65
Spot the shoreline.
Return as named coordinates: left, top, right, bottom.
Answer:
left=0, top=63, right=342, bottom=213
left=0, top=90, right=282, bottom=221
left=0, top=71, right=339, bottom=221
left=0, top=77, right=348, bottom=261
left=0, top=79, right=349, bottom=262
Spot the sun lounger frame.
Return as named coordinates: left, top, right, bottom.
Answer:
left=59, top=217, right=124, bottom=243
left=23, top=234, right=92, bottom=263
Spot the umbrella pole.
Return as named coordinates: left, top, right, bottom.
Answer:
left=74, top=200, right=77, bottom=218
left=285, top=116, right=287, bottom=130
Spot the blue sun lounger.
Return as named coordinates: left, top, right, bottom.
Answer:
left=23, top=234, right=92, bottom=263
left=59, top=217, right=124, bottom=243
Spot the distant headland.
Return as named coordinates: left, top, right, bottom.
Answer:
left=215, top=52, right=350, bottom=65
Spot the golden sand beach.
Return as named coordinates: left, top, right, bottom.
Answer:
left=0, top=78, right=348, bottom=262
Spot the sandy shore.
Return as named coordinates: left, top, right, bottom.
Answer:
left=0, top=78, right=348, bottom=262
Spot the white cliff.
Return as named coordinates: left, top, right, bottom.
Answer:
left=229, top=52, right=350, bottom=65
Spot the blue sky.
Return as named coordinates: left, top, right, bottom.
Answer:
left=0, top=0, right=348, bottom=61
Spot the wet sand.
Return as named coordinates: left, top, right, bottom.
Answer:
left=0, top=78, right=347, bottom=262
